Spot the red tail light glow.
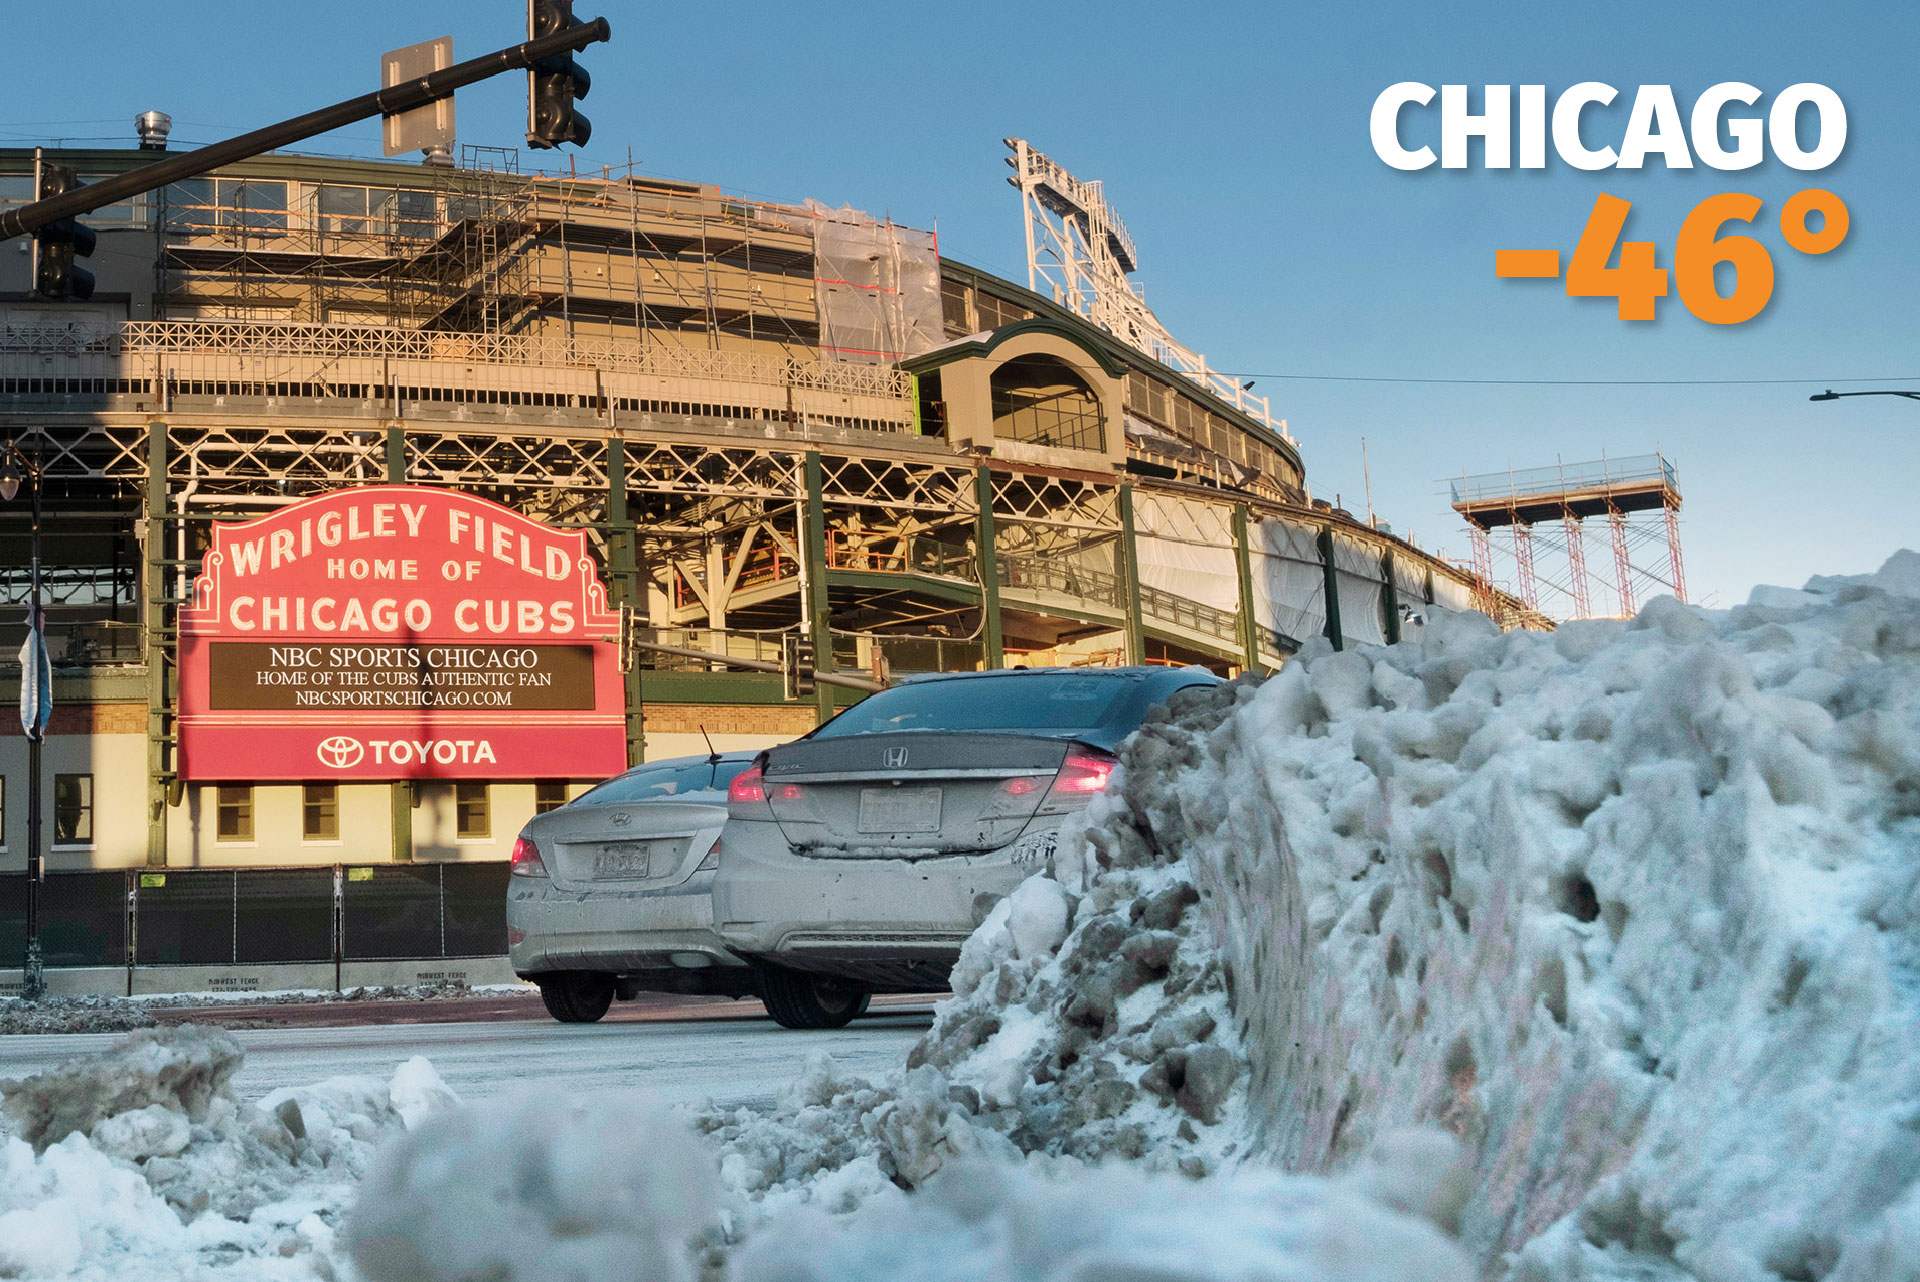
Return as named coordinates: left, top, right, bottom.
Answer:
left=1050, top=752, right=1115, bottom=796
left=728, top=765, right=767, bottom=805
left=774, top=782, right=805, bottom=803
left=509, top=836, right=548, bottom=878
left=1000, top=776, right=1043, bottom=797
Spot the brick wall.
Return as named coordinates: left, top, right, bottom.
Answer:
left=0, top=702, right=145, bottom=737
left=642, top=703, right=817, bottom=736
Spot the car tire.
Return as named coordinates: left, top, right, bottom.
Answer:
left=538, top=971, right=615, bottom=1024
left=757, top=966, right=871, bottom=1030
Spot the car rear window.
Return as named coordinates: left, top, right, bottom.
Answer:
left=812, top=673, right=1138, bottom=741
left=578, top=759, right=752, bottom=804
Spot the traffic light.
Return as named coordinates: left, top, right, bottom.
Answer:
left=785, top=635, right=816, bottom=700
left=526, top=0, right=594, bottom=149
left=31, top=156, right=96, bottom=301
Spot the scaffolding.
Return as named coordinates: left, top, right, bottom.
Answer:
left=1450, top=454, right=1686, bottom=621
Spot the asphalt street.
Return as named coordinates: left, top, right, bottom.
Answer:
left=0, top=1006, right=933, bottom=1112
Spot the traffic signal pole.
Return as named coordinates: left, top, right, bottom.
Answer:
left=0, top=17, right=611, bottom=243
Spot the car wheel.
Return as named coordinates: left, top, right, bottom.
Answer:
left=757, top=965, right=871, bottom=1029
left=538, top=971, right=614, bottom=1024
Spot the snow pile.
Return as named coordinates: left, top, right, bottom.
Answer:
left=0, top=1025, right=458, bottom=1279
left=0, top=997, right=158, bottom=1037
left=729, top=1149, right=1473, bottom=1282
left=345, top=551, right=1917, bottom=1282
left=1149, top=554, right=1920, bottom=1279
left=346, top=1092, right=718, bottom=1282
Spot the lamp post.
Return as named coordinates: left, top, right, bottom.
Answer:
left=1, top=436, right=47, bottom=1002
left=1809, top=389, right=1920, bottom=403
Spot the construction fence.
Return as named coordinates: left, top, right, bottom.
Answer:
left=0, top=863, right=509, bottom=972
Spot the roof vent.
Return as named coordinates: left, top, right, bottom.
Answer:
left=136, top=111, right=172, bottom=151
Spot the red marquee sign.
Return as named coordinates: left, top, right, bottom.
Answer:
left=178, top=485, right=628, bottom=781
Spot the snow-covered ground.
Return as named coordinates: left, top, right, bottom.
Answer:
left=2, top=551, right=1915, bottom=1282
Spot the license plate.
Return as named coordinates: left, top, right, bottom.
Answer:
left=857, top=786, right=942, bottom=834
left=592, top=841, right=671, bottom=878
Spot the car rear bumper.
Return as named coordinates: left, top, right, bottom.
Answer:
left=506, top=874, right=747, bottom=976
left=711, top=816, right=1046, bottom=983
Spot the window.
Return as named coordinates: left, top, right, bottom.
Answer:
left=577, top=760, right=754, bottom=805
left=303, top=784, right=339, bottom=842
left=163, top=178, right=287, bottom=234
left=53, top=774, right=92, bottom=846
left=534, top=781, right=570, bottom=814
left=990, top=355, right=1105, bottom=453
left=216, top=785, right=254, bottom=842
left=456, top=783, right=491, bottom=840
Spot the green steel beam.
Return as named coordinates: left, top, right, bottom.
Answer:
left=606, top=436, right=646, bottom=765
left=638, top=671, right=789, bottom=704
left=1232, top=504, right=1260, bottom=673
left=1317, top=526, right=1344, bottom=652
left=384, top=427, right=412, bottom=861
left=145, top=420, right=169, bottom=868
left=1117, top=484, right=1145, bottom=665
left=802, top=452, right=834, bottom=723
left=385, top=425, right=406, bottom=484
left=1381, top=548, right=1402, bottom=645
left=975, top=467, right=1003, bottom=669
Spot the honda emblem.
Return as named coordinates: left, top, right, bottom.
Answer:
left=884, top=746, right=910, bottom=768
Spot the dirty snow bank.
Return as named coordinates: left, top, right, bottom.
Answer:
left=1160, top=553, right=1920, bottom=1279
left=350, top=552, right=1918, bottom=1282
left=0, top=1024, right=456, bottom=1279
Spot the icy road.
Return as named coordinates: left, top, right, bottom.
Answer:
left=0, top=1011, right=932, bottom=1112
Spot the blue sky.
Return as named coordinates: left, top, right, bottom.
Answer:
left=7, top=0, right=1917, bottom=608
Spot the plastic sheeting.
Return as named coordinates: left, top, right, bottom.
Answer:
left=1332, top=533, right=1387, bottom=646
left=1251, top=518, right=1326, bottom=647
left=782, top=200, right=943, bottom=365
left=1393, top=553, right=1432, bottom=605
left=1133, top=493, right=1240, bottom=614
left=1431, top=570, right=1480, bottom=614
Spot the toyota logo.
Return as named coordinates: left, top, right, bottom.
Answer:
left=316, top=736, right=365, bottom=769
left=884, top=746, right=910, bottom=768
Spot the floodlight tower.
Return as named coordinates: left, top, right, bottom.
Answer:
left=1002, top=139, right=1290, bottom=441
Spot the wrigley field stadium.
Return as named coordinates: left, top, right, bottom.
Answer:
left=0, top=129, right=1512, bottom=992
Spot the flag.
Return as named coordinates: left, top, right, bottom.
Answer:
left=19, top=582, right=50, bottom=741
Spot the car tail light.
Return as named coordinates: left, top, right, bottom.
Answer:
left=728, top=764, right=774, bottom=817
left=773, top=782, right=805, bottom=803
left=1050, top=752, right=1115, bottom=798
left=999, top=775, right=1045, bottom=797
left=509, top=836, right=548, bottom=878
left=696, top=835, right=722, bottom=873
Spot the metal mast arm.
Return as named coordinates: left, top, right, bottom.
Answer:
left=0, top=18, right=610, bottom=242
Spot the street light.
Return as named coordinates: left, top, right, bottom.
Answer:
left=2, top=434, right=47, bottom=1002
left=1809, top=389, right=1920, bottom=402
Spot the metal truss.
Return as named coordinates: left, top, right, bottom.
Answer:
left=817, top=455, right=976, bottom=518
left=163, top=421, right=385, bottom=496
left=406, top=426, right=609, bottom=492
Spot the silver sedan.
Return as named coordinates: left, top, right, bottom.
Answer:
left=507, top=752, right=761, bottom=1023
